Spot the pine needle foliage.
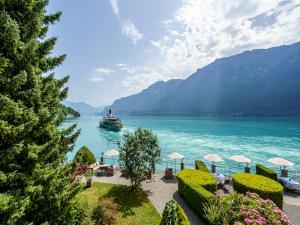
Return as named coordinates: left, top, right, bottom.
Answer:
left=0, top=1, right=83, bottom=224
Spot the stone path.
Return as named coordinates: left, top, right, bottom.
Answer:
left=283, top=191, right=300, bottom=225
left=92, top=171, right=300, bottom=225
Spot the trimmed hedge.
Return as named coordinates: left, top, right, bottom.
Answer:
left=256, top=164, right=277, bottom=181
left=160, top=200, right=190, bottom=225
left=195, top=160, right=209, bottom=172
left=232, top=173, right=283, bottom=208
left=177, top=169, right=216, bottom=220
left=74, top=146, right=96, bottom=164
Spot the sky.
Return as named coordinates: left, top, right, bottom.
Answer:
left=48, top=0, right=300, bottom=107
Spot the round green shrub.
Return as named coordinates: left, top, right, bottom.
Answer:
left=232, top=173, right=283, bottom=208
left=160, top=200, right=189, bottom=225
left=74, top=146, right=96, bottom=164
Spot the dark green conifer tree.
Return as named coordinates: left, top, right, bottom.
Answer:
left=0, top=1, right=83, bottom=224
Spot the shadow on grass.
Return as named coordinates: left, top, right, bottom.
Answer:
left=82, top=185, right=91, bottom=190
left=102, top=185, right=149, bottom=217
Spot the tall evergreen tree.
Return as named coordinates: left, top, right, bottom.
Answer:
left=0, top=1, right=83, bottom=224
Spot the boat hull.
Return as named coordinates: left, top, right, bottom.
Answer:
left=100, top=121, right=123, bottom=132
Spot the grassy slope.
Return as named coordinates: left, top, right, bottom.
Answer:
left=77, top=182, right=161, bottom=225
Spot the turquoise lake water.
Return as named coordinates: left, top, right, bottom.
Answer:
left=64, top=116, right=300, bottom=175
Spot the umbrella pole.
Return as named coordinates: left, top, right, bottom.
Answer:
left=175, top=159, right=176, bottom=174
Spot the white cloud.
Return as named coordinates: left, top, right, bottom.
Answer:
left=115, top=63, right=128, bottom=67
left=99, top=0, right=300, bottom=101
left=89, top=64, right=163, bottom=95
left=150, top=0, right=300, bottom=79
left=150, top=40, right=162, bottom=48
left=121, top=19, right=144, bottom=45
left=163, top=19, right=173, bottom=25
left=109, top=0, right=120, bottom=16
left=118, top=70, right=164, bottom=94
left=108, top=0, right=144, bottom=46
left=89, top=75, right=104, bottom=82
left=89, top=67, right=114, bottom=82
left=94, top=68, right=113, bottom=74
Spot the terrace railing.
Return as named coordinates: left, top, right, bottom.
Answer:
left=96, top=156, right=300, bottom=180
left=273, top=168, right=300, bottom=180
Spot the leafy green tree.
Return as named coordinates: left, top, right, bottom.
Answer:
left=0, top=1, right=83, bottom=224
left=119, top=131, right=148, bottom=189
left=119, top=128, right=161, bottom=189
left=134, top=128, right=161, bottom=173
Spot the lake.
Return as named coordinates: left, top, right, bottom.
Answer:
left=64, top=116, right=300, bottom=176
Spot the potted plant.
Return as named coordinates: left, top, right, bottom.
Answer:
left=85, top=168, right=94, bottom=187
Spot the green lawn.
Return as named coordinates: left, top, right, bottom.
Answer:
left=77, top=182, right=161, bottom=225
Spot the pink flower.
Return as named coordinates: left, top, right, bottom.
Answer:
left=234, top=222, right=243, bottom=225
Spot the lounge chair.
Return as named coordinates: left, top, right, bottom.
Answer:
left=95, top=168, right=105, bottom=176
left=213, top=172, right=225, bottom=185
left=279, top=177, right=300, bottom=191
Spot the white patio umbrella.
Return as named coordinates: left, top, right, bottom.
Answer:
left=230, top=155, right=251, bottom=165
left=230, top=155, right=251, bottom=173
left=105, top=149, right=119, bottom=165
left=204, top=154, right=223, bottom=173
left=268, top=158, right=294, bottom=168
left=168, top=152, right=185, bottom=173
left=204, top=154, right=224, bottom=164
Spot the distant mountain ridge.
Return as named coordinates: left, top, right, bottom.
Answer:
left=65, top=101, right=105, bottom=116
left=105, top=42, right=300, bottom=116
left=103, top=79, right=182, bottom=115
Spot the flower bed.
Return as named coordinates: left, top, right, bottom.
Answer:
left=232, top=173, right=283, bottom=208
left=203, top=192, right=291, bottom=225
left=231, top=192, right=290, bottom=225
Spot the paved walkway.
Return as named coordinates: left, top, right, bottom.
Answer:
left=283, top=191, right=300, bottom=225
left=92, top=171, right=300, bottom=225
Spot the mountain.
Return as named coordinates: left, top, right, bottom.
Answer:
left=102, top=79, right=182, bottom=115
left=94, top=106, right=106, bottom=115
left=106, top=42, right=300, bottom=116
left=64, top=101, right=105, bottom=116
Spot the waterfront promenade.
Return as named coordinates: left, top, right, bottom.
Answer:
left=91, top=171, right=300, bottom=225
